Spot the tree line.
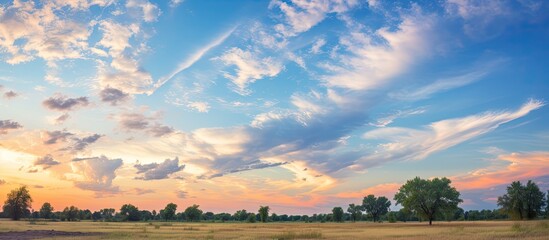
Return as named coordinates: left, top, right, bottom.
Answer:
left=2, top=177, right=548, bottom=225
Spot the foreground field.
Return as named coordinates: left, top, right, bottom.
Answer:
left=0, top=220, right=548, bottom=240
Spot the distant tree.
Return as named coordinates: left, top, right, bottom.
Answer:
left=347, top=204, right=363, bottom=222
left=79, top=209, right=92, bottom=220
left=162, top=203, right=177, bottom=221
left=92, top=211, right=102, bottom=221
left=362, top=195, right=391, bottom=222
left=271, top=213, right=279, bottom=222
left=215, top=212, right=231, bottom=222
left=39, top=202, right=54, bottom=219
left=120, top=204, right=141, bottom=221
left=3, top=186, right=32, bottom=220
left=258, top=206, right=270, bottom=223
left=152, top=210, right=157, bottom=220
left=140, top=210, right=153, bottom=221
left=234, top=209, right=248, bottom=221
left=247, top=213, right=256, bottom=223
left=63, top=206, right=79, bottom=221
left=546, top=191, right=549, bottom=219
left=394, top=177, right=462, bottom=225
left=332, top=207, right=344, bottom=222
left=184, top=204, right=203, bottom=222
left=498, top=180, right=546, bottom=220
left=100, top=208, right=115, bottom=221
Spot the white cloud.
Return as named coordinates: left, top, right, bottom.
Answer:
left=270, top=0, right=359, bottom=37
left=310, top=38, right=326, bottom=54
left=390, top=58, right=507, bottom=100
left=170, top=0, right=184, bottom=8
left=324, top=13, right=435, bottom=90
left=154, top=27, right=236, bottom=92
left=362, top=99, right=544, bottom=167
left=217, top=47, right=283, bottom=95
left=71, top=155, right=123, bottom=193
left=126, top=0, right=161, bottom=22
left=369, top=108, right=426, bottom=127
left=188, top=102, right=210, bottom=113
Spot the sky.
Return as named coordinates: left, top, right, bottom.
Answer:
left=0, top=0, right=548, bottom=215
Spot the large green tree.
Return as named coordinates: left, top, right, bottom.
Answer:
left=184, top=204, right=203, bottom=222
left=120, top=204, right=141, bottom=221
left=163, top=203, right=177, bottom=221
left=233, top=209, right=248, bottom=221
left=63, top=206, right=79, bottom=221
left=347, top=204, right=363, bottom=222
left=394, top=177, right=462, bottom=225
left=497, top=180, right=546, bottom=220
left=3, top=186, right=32, bottom=220
left=39, top=202, right=54, bottom=219
left=332, top=207, right=344, bottom=222
left=362, top=195, right=391, bottom=222
left=258, top=206, right=270, bottom=223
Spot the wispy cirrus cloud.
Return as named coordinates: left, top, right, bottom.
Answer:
left=154, top=26, right=236, bottom=92
left=362, top=99, right=544, bottom=167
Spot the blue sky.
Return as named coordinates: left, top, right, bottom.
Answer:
left=0, top=0, right=548, bottom=214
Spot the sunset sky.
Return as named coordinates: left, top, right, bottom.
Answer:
left=1, top=0, right=549, bottom=215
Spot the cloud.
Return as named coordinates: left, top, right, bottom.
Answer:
left=64, top=134, right=102, bottom=152
left=0, top=120, right=22, bottom=134
left=0, top=179, right=5, bottom=185
left=134, top=188, right=155, bottom=195
left=43, top=130, right=74, bottom=144
left=270, top=0, right=359, bottom=37
left=217, top=47, right=283, bottom=95
left=99, top=87, right=129, bottom=106
left=323, top=12, right=435, bottom=91
left=116, top=112, right=174, bottom=137
left=176, top=190, right=188, bottom=199
left=72, top=155, right=123, bottom=193
left=3, top=90, right=18, bottom=99
left=54, top=113, right=70, bottom=125
left=310, top=38, right=326, bottom=54
left=210, top=160, right=288, bottom=178
left=134, top=157, right=185, bottom=180
left=170, top=0, right=184, bottom=8
left=155, top=26, right=235, bottom=91
left=362, top=99, right=544, bottom=167
left=369, top=107, right=426, bottom=127
left=187, top=102, right=210, bottom=113
left=126, top=0, right=162, bottom=22
left=34, top=154, right=60, bottom=169
left=390, top=59, right=506, bottom=100
left=452, top=151, right=549, bottom=190
left=43, top=94, right=89, bottom=111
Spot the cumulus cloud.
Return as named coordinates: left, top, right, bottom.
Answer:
left=116, top=112, right=174, bottom=137
left=43, top=130, right=73, bottom=144
left=217, top=47, right=283, bottom=95
left=270, top=0, right=359, bottom=37
left=134, top=157, right=185, bottom=180
left=64, top=134, right=102, bottom=152
left=72, top=155, right=123, bottom=193
left=0, top=120, right=22, bottom=134
left=3, top=90, right=18, bottom=99
left=362, top=99, right=544, bottom=167
left=126, top=0, right=162, bottom=22
left=34, top=154, right=60, bottom=169
left=43, top=94, right=89, bottom=111
left=100, top=87, right=129, bottom=106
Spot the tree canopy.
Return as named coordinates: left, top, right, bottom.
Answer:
left=362, top=195, right=391, bottom=222
left=120, top=204, right=141, bottom=221
left=3, top=186, right=32, bottom=220
left=163, top=203, right=177, bottom=221
left=184, top=204, right=203, bottom=222
left=332, top=207, right=344, bottom=222
left=394, top=177, right=462, bottom=225
left=39, top=202, right=54, bottom=219
left=497, top=180, right=546, bottom=220
left=258, top=206, right=269, bottom=223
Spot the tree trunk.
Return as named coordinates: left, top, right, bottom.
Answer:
left=429, top=218, right=432, bottom=225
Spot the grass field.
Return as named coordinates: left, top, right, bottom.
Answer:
left=1, top=220, right=549, bottom=239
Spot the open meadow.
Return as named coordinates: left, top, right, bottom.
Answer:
left=1, top=220, right=549, bottom=240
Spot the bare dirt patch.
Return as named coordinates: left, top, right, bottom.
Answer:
left=0, top=230, right=101, bottom=240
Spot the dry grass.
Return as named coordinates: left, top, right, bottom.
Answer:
left=0, top=219, right=548, bottom=239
